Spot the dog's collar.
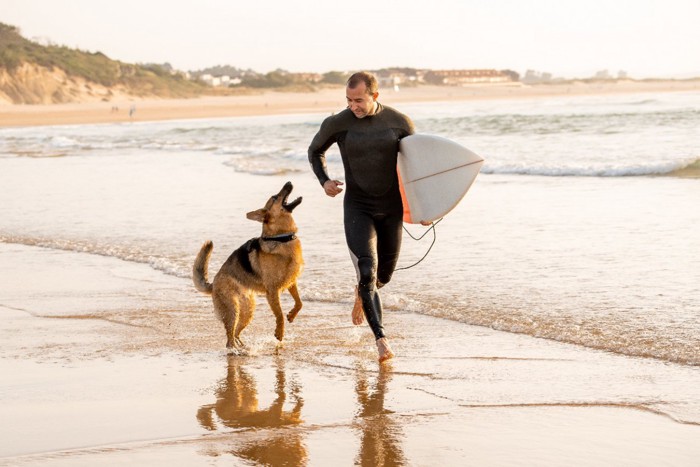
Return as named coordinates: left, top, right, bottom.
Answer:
left=262, top=233, right=297, bottom=243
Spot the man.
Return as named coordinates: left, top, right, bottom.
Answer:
left=308, top=71, right=415, bottom=362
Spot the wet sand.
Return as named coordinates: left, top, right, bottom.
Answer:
left=1, top=80, right=699, bottom=128
left=1, top=243, right=699, bottom=466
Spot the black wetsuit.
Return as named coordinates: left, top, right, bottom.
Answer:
left=308, top=103, right=415, bottom=340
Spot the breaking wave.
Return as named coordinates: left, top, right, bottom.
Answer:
left=482, top=157, right=700, bottom=177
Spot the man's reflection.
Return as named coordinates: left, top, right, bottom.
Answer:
left=354, top=365, right=406, bottom=466
left=197, top=356, right=305, bottom=465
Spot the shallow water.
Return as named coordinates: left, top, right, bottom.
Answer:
left=1, top=91, right=699, bottom=367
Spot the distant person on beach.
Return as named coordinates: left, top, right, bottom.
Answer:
left=308, top=71, right=415, bottom=363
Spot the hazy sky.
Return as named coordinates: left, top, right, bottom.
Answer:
left=3, top=0, right=699, bottom=78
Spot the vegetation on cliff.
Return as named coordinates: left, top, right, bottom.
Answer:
left=0, top=23, right=208, bottom=103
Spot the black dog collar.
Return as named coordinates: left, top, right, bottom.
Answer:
left=262, top=233, right=297, bottom=243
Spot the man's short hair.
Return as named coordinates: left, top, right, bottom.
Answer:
left=347, top=71, right=378, bottom=95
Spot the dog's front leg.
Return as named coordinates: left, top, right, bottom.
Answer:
left=266, top=291, right=285, bottom=341
left=286, top=283, right=303, bottom=323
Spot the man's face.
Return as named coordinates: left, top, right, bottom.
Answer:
left=346, top=83, right=378, bottom=118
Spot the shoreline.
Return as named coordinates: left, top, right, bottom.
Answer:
left=1, top=80, right=699, bottom=128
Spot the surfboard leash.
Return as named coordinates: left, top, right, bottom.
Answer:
left=396, top=218, right=443, bottom=271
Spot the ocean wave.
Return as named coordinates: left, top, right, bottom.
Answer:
left=482, top=157, right=700, bottom=177
left=417, top=108, right=700, bottom=137
left=0, top=235, right=190, bottom=280
left=626, top=98, right=659, bottom=106
left=170, top=125, right=229, bottom=135
left=413, top=299, right=700, bottom=366
left=667, top=157, right=700, bottom=178
left=220, top=149, right=320, bottom=176
left=223, top=161, right=303, bottom=176
left=305, top=288, right=700, bottom=366
left=47, top=135, right=80, bottom=148
left=14, top=151, right=69, bottom=158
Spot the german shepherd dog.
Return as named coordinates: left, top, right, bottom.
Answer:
left=193, top=182, right=303, bottom=350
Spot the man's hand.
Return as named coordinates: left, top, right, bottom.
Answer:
left=323, top=180, right=344, bottom=197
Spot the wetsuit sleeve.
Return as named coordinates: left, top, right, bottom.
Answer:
left=401, top=115, right=416, bottom=138
left=308, top=118, right=337, bottom=187
left=385, top=106, right=415, bottom=141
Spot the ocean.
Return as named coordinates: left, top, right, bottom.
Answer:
left=1, top=90, right=699, bottom=369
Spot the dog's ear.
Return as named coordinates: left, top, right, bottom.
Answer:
left=246, top=209, right=267, bottom=223
left=284, top=197, right=302, bottom=212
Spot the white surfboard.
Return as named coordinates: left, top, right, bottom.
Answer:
left=398, top=134, right=484, bottom=224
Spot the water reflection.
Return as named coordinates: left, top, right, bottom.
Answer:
left=197, top=355, right=306, bottom=465
left=354, top=365, right=406, bottom=466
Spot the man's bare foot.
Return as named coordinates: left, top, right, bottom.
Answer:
left=376, top=337, right=395, bottom=363
left=352, top=286, right=364, bottom=325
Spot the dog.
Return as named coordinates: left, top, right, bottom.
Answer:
left=193, top=181, right=303, bottom=350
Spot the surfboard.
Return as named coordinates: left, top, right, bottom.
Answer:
left=398, top=134, right=484, bottom=224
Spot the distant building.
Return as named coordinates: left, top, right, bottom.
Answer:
left=291, top=73, right=323, bottom=83
left=30, top=36, right=54, bottom=46
left=522, top=70, right=553, bottom=84
left=377, top=74, right=406, bottom=88
left=199, top=73, right=241, bottom=87
left=425, top=69, right=515, bottom=85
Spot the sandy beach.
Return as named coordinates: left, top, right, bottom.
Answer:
left=2, top=81, right=700, bottom=466
left=1, top=80, right=699, bottom=128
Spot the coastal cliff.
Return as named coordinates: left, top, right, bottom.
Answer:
left=0, top=23, right=206, bottom=104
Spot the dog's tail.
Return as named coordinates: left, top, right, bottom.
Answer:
left=193, top=240, right=214, bottom=294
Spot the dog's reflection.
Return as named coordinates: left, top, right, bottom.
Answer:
left=197, top=356, right=305, bottom=464
left=354, top=365, right=406, bottom=466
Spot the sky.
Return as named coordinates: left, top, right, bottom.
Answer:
left=3, top=0, right=699, bottom=78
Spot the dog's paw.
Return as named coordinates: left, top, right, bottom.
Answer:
left=274, top=328, right=284, bottom=342
left=287, top=304, right=302, bottom=323
left=226, top=346, right=248, bottom=357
